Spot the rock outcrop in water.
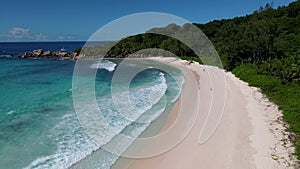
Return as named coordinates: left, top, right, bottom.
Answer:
left=18, top=49, right=85, bottom=60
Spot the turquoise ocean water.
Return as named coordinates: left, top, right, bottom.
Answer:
left=0, top=56, right=183, bottom=169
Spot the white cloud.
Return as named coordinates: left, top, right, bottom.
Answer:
left=8, top=27, right=31, bottom=39
left=0, top=27, right=48, bottom=40
left=57, top=35, right=75, bottom=40
left=35, top=33, right=47, bottom=40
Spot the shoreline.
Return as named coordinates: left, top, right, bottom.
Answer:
left=111, top=57, right=200, bottom=169
left=112, top=57, right=298, bottom=169
left=70, top=57, right=189, bottom=169
left=111, top=57, right=199, bottom=169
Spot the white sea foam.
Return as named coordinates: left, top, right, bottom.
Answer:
left=0, top=55, right=13, bottom=58
left=6, top=110, right=15, bottom=115
left=170, top=76, right=185, bottom=103
left=23, top=113, right=99, bottom=169
left=24, top=72, right=171, bottom=169
left=89, top=60, right=117, bottom=72
left=70, top=102, right=168, bottom=169
left=113, top=72, right=168, bottom=121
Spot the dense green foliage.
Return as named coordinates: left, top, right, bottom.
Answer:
left=79, top=1, right=300, bottom=80
left=77, top=33, right=197, bottom=59
left=107, top=33, right=196, bottom=57
left=78, top=42, right=116, bottom=56
left=256, top=55, right=300, bottom=82
left=196, top=1, right=300, bottom=72
left=233, top=65, right=300, bottom=159
left=87, top=1, right=300, bottom=81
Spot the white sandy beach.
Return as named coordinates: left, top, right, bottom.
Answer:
left=112, top=57, right=298, bottom=169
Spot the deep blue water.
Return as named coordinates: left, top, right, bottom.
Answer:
left=0, top=41, right=108, bottom=56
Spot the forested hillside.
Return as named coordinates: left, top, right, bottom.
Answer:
left=92, top=1, right=300, bottom=82
left=105, top=1, right=300, bottom=81
left=195, top=1, right=300, bottom=80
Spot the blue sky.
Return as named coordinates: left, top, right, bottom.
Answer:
left=0, top=0, right=295, bottom=42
